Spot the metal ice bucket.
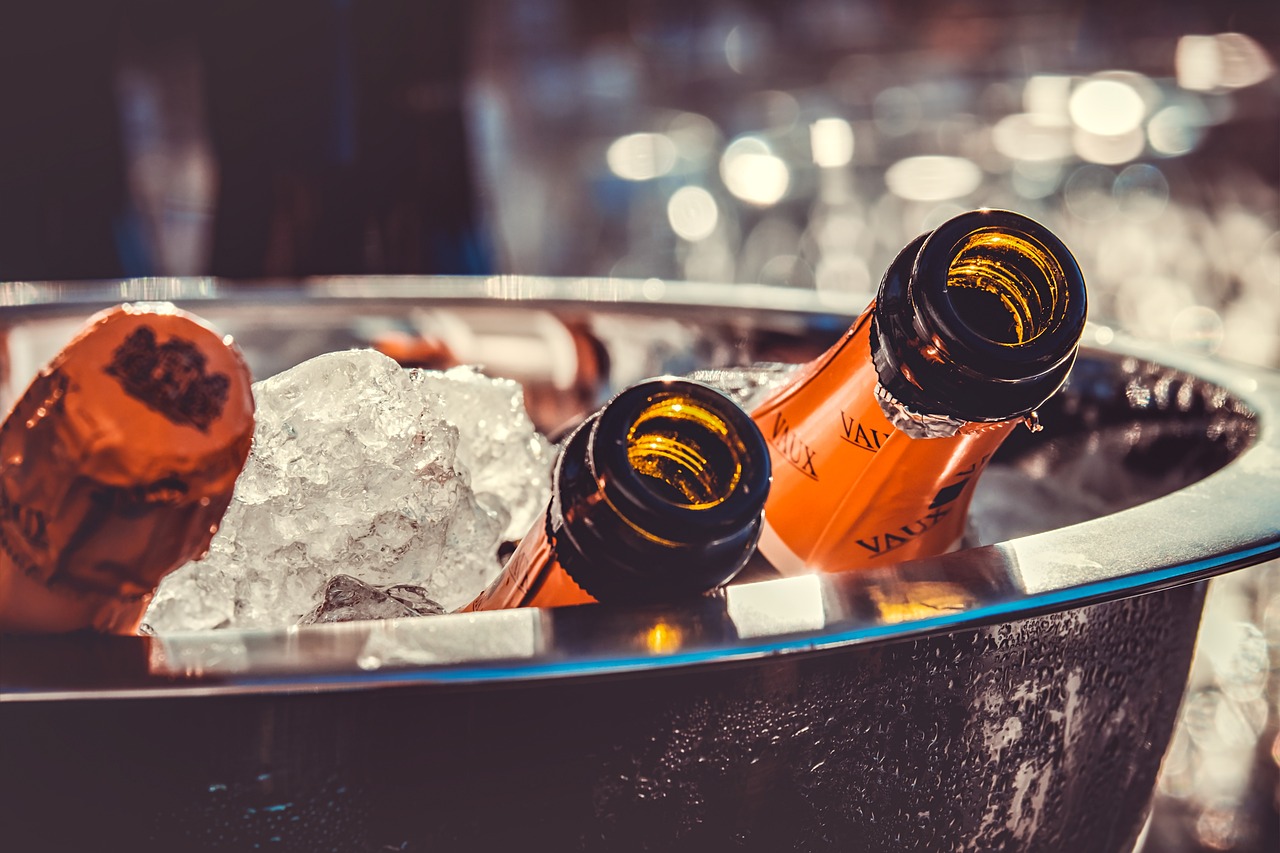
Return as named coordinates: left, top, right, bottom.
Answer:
left=2, top=278, right=1277, bottom=853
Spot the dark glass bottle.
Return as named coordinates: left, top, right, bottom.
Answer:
left=752, top=209, right=1087, bottom=573
left=462, top=378, right=771, bottom=611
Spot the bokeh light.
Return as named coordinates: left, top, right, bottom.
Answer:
left=1178, top=33, right=1276, bottom=91
left=667, top=186, right=719, bottom=242
left=814, top=255, right=871, bottom=295
left=810, top=118, right=854, bottom=168
left=1069, top=77, right=1146, bottom=136
left=1147, top=103, right=1209, bottom=156
left=667, top=112, right=719, bottom=161
left=1073, top=126, right=1146, bottom=165
left=606, top=132, right=677, bottom=181
left=993, top=113, right=1073, bottom=162
left=1023, top=74, right=1072, bottom=120
left=1113, top=164, right=1170, bottom=219
left=720, top=136, right=790, bottom=206
left=873, top=86, right=922, bottom=136
left=1063, top=164, right=1119, bottom=220
left=1170, top=305, right=1225, bottom=354
left=1011, top=160, right=1064, bottom=199
left=884, top=156, right=982, bottom=202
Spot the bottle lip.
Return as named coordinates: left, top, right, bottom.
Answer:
left=915, top=209, right=1086, bottom=376
left=591, top=377, right=772, bottom=544
left=874, top=209, right=1087, bottom=422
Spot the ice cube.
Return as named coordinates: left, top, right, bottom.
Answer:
left=685, top=363, right=799, bottom=411
left=380, top=582, right=449, bottom=617
left=143, top=350, right=550, bottom=633
left=298, top=575, right=445, bottom=625
left=407, top=365, right=553, bottom=539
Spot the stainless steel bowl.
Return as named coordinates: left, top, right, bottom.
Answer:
left=2, top=278, right=1277, bottom=853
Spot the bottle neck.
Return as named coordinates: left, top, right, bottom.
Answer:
left=871, top=210, right=1086, bottom=423
left=551, top=379, right=770, bottom=604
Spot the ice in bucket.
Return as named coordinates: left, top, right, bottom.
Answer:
left=143, top=350, right=552, bottom=632
left=299, top=574, right=444, bottom=624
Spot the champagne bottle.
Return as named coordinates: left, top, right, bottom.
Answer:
left=462, top=378, right=770, bottom=611
left=752, top=209, right=1086, bottom=573
left=0, top=303, right=254, bottom=633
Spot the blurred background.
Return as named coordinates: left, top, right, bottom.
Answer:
left=0, top=1, right=1277, bottom=850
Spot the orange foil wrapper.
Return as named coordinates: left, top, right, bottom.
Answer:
left=751, top=307, right=1015, bottom=574
left=0, top=303, right=254, bottom=634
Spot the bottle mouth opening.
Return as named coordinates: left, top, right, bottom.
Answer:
left=944, top=227, right=1068, bottom=347
left=553, top=379, right=770, bottom=601
left=872, top=209, right=1087, bottom=422
left=591, top=378, right=771, bottom=542
left=626, top=395, right=743, bottom=510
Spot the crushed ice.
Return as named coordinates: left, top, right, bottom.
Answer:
left=299, top=575, right=445, bottom=625
left=143, top=351, right=552, bottom=633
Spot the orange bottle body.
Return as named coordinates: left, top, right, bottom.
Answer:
left=751, top=305, right=1014, bottom=574
left=459, top=516, right=596, bottom=611
left=0, top=304, right=254, bottom=634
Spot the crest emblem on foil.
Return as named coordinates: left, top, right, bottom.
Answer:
left=105, top=326, right=230, bottom=431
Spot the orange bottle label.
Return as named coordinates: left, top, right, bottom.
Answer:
left=0, top=304, right=254, bottom=634
left=751, top=305, right=1014, bottom=573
